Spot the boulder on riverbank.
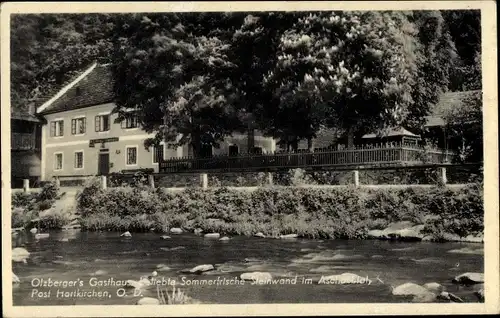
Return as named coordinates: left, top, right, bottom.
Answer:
left=219, top=236, right=230, bottom=241
left=452, top=272, right=484, bottom=285
left=204, top=233, right=220, bottom=239
left=254, top=232, right=265, bottom=238
left=170, top=228, right=183, bottom=234
left=12, top=247, right=30, bottom=263
left=136, top=297, right=160, bottom=305
left=120, top=231, right=132, bottom=237
left=30, top=228, right=37, bottom=234
left=240, top=272, right=272, bottom=282
left=161, top=235, right=171, bottom=240
left=280, top=234, right=299, bottom=239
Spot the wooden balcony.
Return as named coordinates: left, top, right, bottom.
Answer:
left=159, top=142, right=456, bottom=173
left=11, top=132, right=36, bottom=150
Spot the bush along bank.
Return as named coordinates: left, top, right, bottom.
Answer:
left=12, top=182, right=73, bottom=231
left=76, top=178, right=483, bottom=241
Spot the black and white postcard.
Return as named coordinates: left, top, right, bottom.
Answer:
left=1, top=1, right=498, bottom=317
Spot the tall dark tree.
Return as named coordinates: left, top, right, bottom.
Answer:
left=10, top=14, right=115, bottom=112
left=111, top=13, right=242, bottom=157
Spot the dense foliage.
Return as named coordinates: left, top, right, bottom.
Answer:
left=11, top=10, right=481, bottom=155
left=11, top=182, right=70, bottom=229
left=77, top=180, right=483, bottom=240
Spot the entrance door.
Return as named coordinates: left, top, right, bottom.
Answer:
left=98, top=153, right=110, bottom=175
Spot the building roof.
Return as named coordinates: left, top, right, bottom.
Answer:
left=362, top=127, right=419, bottom=139
left=425, top=90, right=481, bottom=127
left=11, top=110, right=40, bottom=122
left=37, top=63, right=114, bottom=115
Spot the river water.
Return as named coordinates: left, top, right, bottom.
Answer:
left=12, top=230, right=483, bottom=305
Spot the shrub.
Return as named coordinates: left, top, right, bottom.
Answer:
left=38, top=208, right=72, bottom=230
left=77, top=183, right=483, bottom=238
left=12, top=192, right=37, bottom=208
left=37, top=182, right=60, bottom=202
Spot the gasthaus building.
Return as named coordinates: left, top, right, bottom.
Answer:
left=36, top=63, right=276, bottom=181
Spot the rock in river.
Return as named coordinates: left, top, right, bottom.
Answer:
left=240, top=272, right=272, bottom=282
left=392, top=282, right=437, bottom=302
left=120, top=231, right=132, bottom=237
left=219, top=236, right=230, bottom=241
left=136, top=297, right=160, bottom=305
left=92, top=270, right=108, bottom=276
left=452, top=272, right=484, bottom=285
left=182, top=264, right=215, bottom=274
left=194, top=228, right=203, bottom=235
left=12, top=247, right=30, bottom=263
left=35, top=233, right=50, bottom=240
left=204, top=233, right=220, bottom=239
left=30, top=228, right=38, bottom=234
left=280, top=234, right=298, bottom=239
left=13, top=272, right=20, bottom=284
left=156, top=264, right=171, bottom=271
left=161, top=235, right=171, bottom=240
left=474, top=284, right=485, bottom=301
left=423, top=282, right=444, bottom=293
left=170, top=228, right=183, bottom=234
left=437, top=291, right=464, bottom=303
left=125, top=277, right=151, bottom=289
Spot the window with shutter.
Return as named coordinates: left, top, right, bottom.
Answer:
left=50, top=122, right=56, bottom=137
left=80, top=118, right=86, bottom=134
left=71, top=119, right=76, bottom=135
left=59, top=121, right=64, bottom=136
left=95, top=116, right=100, bottom=132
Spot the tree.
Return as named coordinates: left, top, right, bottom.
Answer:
left=442, top=10, right=481, bottom=91
left=229, top=13, right=299, bottom=151
left=111, top=13, right=241, bottom=157
left=10, top=14, right=115, bottom=112
left=442, top=91, right=482, bottom=162
left=263, top=11, right=420, bottom=149
left=405, top=10, right=457, bottom=131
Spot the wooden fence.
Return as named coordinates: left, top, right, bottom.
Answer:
left=159, top=143, right=456, bottom=173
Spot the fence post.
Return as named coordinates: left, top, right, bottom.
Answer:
left=200, top=173, right=208, bottom=189
left=101, top=175, right=107, bottom=189
left=352, top=170, right=360, bottom=187
left=23, top=179, right=30, bottom=193
left=148, top=175, right=155, bottom=189
left=438, top=167, right=447, bottom=185
left=267, top=172, right=273, bottom=186
left=54, top=176, right=60, bottom=187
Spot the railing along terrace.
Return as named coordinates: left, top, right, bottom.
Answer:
left=11, top=132, right=36, bottom=150
left=159, top=142, right=456, bottom=173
